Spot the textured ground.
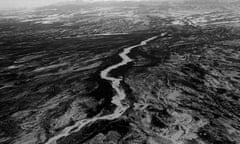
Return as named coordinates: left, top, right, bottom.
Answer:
left=0, top=1, right=240, bottom=144
left=124, top=26, right=240, bottom=144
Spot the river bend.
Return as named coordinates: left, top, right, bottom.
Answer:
left=45, top=36, right=158, bottom=144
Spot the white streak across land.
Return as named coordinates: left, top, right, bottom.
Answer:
left=45, top=36, right=158, bottom=144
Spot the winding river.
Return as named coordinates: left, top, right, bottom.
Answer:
left=45, top=36, right=158, bottom=144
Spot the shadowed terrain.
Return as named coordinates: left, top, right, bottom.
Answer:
left=0, top=1, right=240, bottom=144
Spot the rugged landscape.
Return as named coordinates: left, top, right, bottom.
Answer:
left=0, top=1, right=240, bottom=144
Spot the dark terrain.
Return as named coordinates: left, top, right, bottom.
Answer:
left=0, top=1, right=240, bottom=144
